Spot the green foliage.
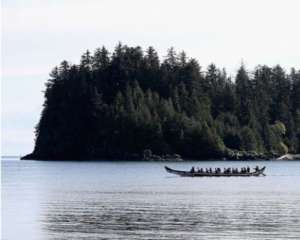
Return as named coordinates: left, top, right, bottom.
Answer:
left=240, top=127, right=258, bottom=151
left=271, top=121, right=286, bottom=136
left=30, top=44, right=300, bottom=160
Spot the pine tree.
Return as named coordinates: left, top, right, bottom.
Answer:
left=235, top=65, right=253, bottom=125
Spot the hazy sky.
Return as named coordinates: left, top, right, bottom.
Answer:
left=2, top=0, right=300, bottom=155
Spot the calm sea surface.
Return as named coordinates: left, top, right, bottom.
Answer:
left=2, top=158, right=300, bottom=240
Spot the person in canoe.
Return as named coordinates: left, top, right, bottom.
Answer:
left=165, top=165, right=266, bottom=177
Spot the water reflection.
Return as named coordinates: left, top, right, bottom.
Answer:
left=42, top=191, right=300, bottom=240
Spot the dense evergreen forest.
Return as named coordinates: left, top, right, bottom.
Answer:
left=22, top=43, right=300, bottom=160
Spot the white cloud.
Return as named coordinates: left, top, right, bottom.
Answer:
left=1, top=128, right=36, bottom=155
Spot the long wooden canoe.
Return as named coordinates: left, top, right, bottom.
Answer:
left=165, top=166, right=266, bottom=177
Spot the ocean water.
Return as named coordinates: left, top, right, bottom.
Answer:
left=2, top=158, right=300, bottom=240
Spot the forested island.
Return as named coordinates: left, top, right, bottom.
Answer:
left=22, top=43, right=300, bottom=160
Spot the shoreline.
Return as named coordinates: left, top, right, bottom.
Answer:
left=20, top=152, right=300, bottom=161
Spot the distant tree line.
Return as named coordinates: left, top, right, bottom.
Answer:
left=23, top=43, right=300, bottom=160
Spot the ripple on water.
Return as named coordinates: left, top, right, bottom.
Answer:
left=42, top=191, right=300, bottom=240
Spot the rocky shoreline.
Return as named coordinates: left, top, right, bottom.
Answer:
left=223, top=149, right=280, bottom=160
left=276, top=154, right=300, bottom=160
left=22, top=148, right=298, bottom=161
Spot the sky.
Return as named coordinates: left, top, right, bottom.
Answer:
left=2, top=0, right=300, bottom=155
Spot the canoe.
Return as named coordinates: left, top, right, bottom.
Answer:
left=165, top=166, right=266, bottom=177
